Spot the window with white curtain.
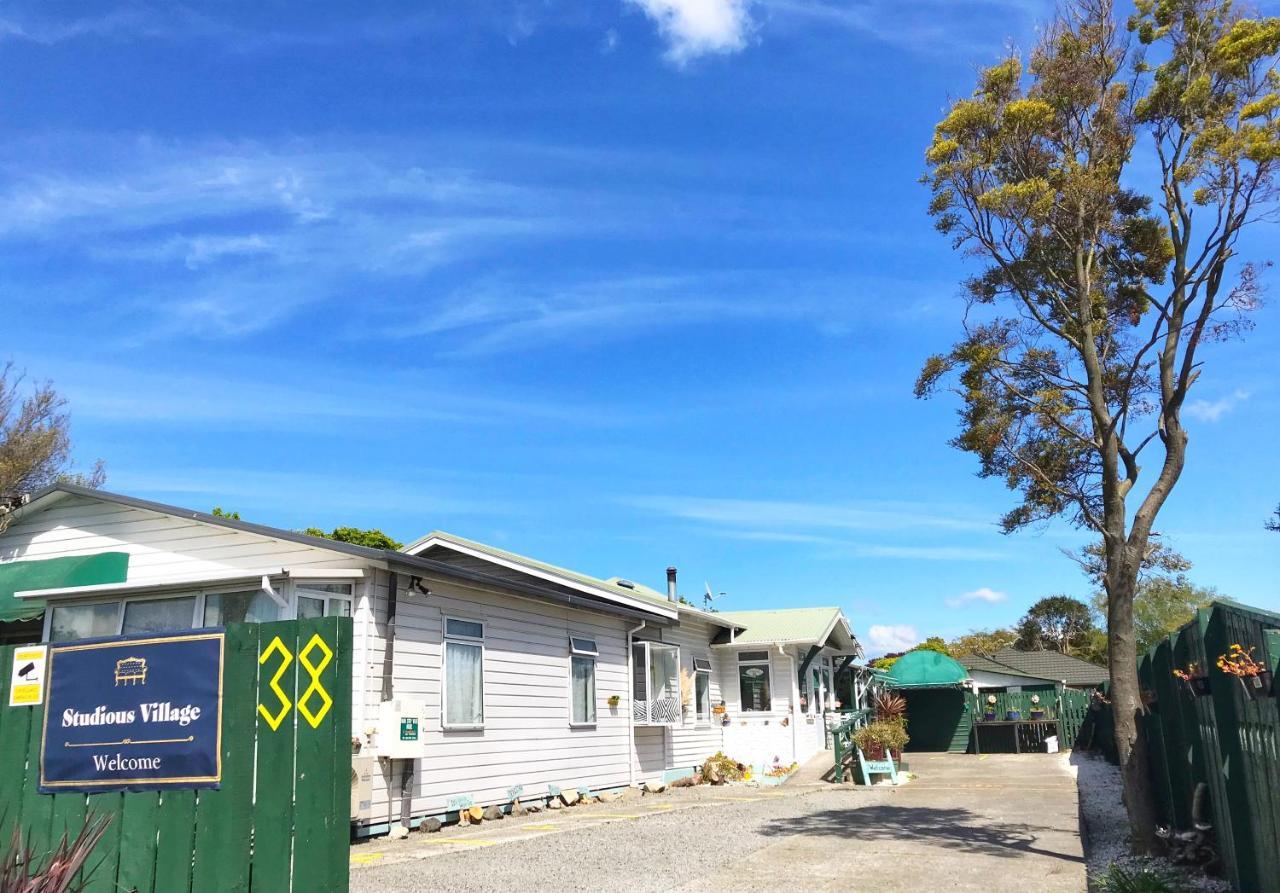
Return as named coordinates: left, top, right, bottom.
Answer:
left=49, top=602, right=120, bottom=643
left=122, top=596, right=197, bottom=636
left=570, top=636, right=597, bottom=726
left=738, top=651, right=772, bottom=712
left=443, top=617, right=484, bottom=729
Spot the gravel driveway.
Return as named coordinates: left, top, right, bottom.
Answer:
left=349, top=754, right=1085, bottom=893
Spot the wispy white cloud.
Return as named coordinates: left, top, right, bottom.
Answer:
left=866, top=624, right=919, bottom=655
left=626, top=0, right=755, bottom=64
left=1185, top=389, right=1250, bottom=423
left=761, top=0, right=1050, bottom=55
left=626, top=494, right=995, bottom=533
left=946, top=586, right=1007, bottom=608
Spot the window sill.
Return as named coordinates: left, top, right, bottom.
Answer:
left=569, top=722, right=597, bottom=729
left=442, top=725, right=484, bottom=732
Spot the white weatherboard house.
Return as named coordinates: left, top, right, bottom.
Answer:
left=0, top=485, right=863, bottom=835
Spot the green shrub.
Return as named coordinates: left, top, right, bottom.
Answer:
left=1094, top=863, right=1185, bottom=893
left=852, top=720, right=909, bottom=758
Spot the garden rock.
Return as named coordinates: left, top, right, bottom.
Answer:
left=669, top=776, right=696, bottom=788
left=420, top=817, right=442, bottom=833
left=388, top=824, right=410, bottom=840
left=482, top=805, right=504, bottom=821
left=560, top=789, right=580, bottom=806
left=509, top=799, right=528, bottom=817
left=547, top=799, right=562, bottom=810
left=642, top=782, right=666, bottom=795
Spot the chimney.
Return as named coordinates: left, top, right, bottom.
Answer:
left=666, top=567, right=678, bottom=603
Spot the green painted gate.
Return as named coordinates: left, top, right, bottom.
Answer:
left=0, top=617, right=352, bottom=893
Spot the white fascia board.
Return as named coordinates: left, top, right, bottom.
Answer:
left=407, top=536, right=677, bottom=620
left=16, top=567, right=363, bottom=600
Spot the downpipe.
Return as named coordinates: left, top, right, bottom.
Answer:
left=626, top=620, right=646, bottom=788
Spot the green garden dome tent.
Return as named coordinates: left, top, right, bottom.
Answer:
left=882, top=651, right=973, bottom=753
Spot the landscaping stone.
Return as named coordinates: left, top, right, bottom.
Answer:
left=596, top=790, right=620, bottom=803
left=642, top=781, right=666, bottom=795
left=420, top=817, right=442, bottom=833
left=509, top=799, right=528, bottom=817
left=546, top=799, right=562, bottom=810
left=669, top=776, right=696, bottom=788
left=559, top=789, right=580, bottom=806
left=388, top=824, right=409, bottom=840
left=482, top=805, right=504, bottom=821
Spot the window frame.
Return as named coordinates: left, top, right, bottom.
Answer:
left=441, top=614, right=486, bottom=731
left=631, top=640, right=682, bottom=726
left=693, top=659, right=712, bottom=725
left=294, top=581, right=354, bottom=620
left=737, top=650, right=773, bottom=713
left=569, top=652, right=597, bottom=727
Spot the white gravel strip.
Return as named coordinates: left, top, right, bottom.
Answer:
left=1065, top=752, right=1232, bottom=892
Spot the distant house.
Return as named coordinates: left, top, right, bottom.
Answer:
left=957, top=654, right=1062, bottom=692
left=960, top=648, right=1108, bottom=690
left=0, top=484, right=864, bottom=837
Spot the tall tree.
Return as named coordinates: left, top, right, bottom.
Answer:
left=949, top=627, right=1019, bottom=657
left=1015, top=595, right=1097, bottom=654
left=1267, top=505, right=1279, bottom=531
left=0, top=364, right=103, bottom=521
left=918, top=0, right=1279, bottom=850
left=1092, top=575, right=1217, bottom=653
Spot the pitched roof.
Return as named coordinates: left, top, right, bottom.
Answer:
left=710, top=607, right=859, bottom=652
left=405, top=531, right=708, bottom=623
left=0, top=485, right=673, bottom=624
left=957, top=653, right=1056, bottom=681
left=989, top=648, right=1109, bottom=686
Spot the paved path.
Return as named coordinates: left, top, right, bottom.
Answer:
left=349, top=753, right=1085, bottom=893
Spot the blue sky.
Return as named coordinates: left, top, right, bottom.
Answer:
left=3, top=0, right=1277, bottom=654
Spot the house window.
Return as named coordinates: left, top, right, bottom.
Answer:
left=443, top=617, right=484, bottom=729
left=49, top=602, right=119, bottom=643
left=738, top=651, right=772, bottom=712
left=296, top=582, right=353, bottom=619
left=204, top=589, right=280, bottom=626
left=122, top=596, right=197, bottom=636
left=693, top=658, right=712, bottom=723
left=632, top=641, right=680, bottom=725
left=570, top=637, right=597, bottom=726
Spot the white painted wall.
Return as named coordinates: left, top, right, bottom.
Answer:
left=0, top=495, right=362, bottom=580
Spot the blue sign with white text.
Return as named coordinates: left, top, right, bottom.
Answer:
left=40, top=630, right=224, bottom=793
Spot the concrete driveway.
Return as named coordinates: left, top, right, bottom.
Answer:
left=350, top=753, right=1085, bottom=893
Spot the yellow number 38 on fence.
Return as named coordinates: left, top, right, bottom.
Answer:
left=257, top=633, right=334, bottom=731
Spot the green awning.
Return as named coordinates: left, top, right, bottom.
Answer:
left=0, top=553, right=130, bottom=622
left=882, top=650, right=971, bottom=689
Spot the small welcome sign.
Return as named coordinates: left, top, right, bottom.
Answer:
left=40, top=630, right=224, bottom=793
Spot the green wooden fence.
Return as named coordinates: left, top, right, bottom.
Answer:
left=0, top=617, right=352, bottom=893
left=830, top=710, right=872, bottom=782
left=968, top=688, right=1093, bottom=751
left=1091, top=600, right=1280, bottom=893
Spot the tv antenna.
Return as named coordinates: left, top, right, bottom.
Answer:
left=704, top=582, right=727, bottom=611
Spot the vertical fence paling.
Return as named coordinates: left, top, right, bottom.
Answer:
left=968, top=688, right=1091, bottom=751
left=0, top=618, right=351, bottom=893
left=1091, top=601, right=1280, bottom=893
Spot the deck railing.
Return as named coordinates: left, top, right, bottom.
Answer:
left=830, top=709, right=872, bottom=782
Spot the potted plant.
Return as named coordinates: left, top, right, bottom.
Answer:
left=1005, top=707, right=1021, bottom=721
left=983, top=694, right=997, bottom=721
left=852, top=720, right=909, bottom=765
left=1217, top=644, right=1273, bottom=700
left=1028, top=694, right=1045, bottom=719
left=1172, top=664, right=1211, bottom=697
left=712, top=701, right=727, bottom=716
left=607, top=694, right=621, bottom=708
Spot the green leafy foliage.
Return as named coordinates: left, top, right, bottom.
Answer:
left=211, top=506, right=241, bottom=520
left=853, top=720, right=910, bottom=759
left=948, top=627, right=1019, bottom=657
left=302, top=526, right=403, bottom=550
left=0, top=363, right=104, bottom=501
left=1015, top=595, right=1097, bottom=654
left=1094, top=862, right=1186, bottom=892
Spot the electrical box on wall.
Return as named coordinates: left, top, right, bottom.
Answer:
left=376, top=698, right=428, bottom=759
left=351, top=757, right=374, bottom=821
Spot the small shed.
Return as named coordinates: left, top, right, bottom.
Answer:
left=882, top=651, right=973, bottom=753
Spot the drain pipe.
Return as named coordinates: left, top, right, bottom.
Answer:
left=781, top=645, right=799, bottom=765
left=381, top=573, right=414, bottom=832
left=626, top=620, right=647, bottom=788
